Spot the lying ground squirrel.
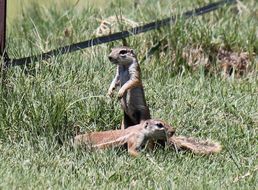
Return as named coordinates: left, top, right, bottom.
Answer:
left=74, top=119, right=222, bottom=156
left=107, top=46, right=151, bottom=129
left=73, top=119, right=175, bottom=156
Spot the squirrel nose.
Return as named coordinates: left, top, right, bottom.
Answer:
left=108, top=56, right=113, bottom=61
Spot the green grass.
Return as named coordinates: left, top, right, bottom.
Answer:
left=1, top=0, right=258, bottom=189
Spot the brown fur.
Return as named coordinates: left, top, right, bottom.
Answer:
left=107, top=46, right=151, bottom=129
left=73, top=119, right=175, bottom=156
left=169, top=136, right=222, bottom=155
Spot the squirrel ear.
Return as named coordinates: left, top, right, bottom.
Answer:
left=156, top=123, right=164, bottom=128
left=144, top=122, right=149, bottom=129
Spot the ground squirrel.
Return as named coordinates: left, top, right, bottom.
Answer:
left=73, top=119, right=175, bottom=156
left=73, top=119, right=222, bottom=156
left=107, top=46, right=151, bottom=129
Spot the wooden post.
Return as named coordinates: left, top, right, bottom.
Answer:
left=0, top=0, right=7, bottom=90
left=0, top=0, right=7, bottom=57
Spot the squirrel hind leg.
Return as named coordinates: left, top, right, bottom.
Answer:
left=122, top=111, right=137, bottom=129
left=169, top=136, right=222, bottom=155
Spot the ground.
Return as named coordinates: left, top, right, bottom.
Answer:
left=0, top=0, right=257, bottom=189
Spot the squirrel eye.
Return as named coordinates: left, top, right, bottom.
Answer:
left=119, top=50, right=127, bottom=55
left=156, top=123, right=164, bottom=128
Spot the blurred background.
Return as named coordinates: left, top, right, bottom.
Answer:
left=7, top=0, right=105, bottom=26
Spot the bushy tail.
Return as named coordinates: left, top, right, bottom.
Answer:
left=168, top=136, right=222, bottom=155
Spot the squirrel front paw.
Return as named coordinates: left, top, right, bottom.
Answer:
left=107, top=87, right=115, bottom=97
left=107, top=91, right=113, bottom=97
left=117, top=89, right=125, bottom=99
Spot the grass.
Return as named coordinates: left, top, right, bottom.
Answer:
left=7, top=0, right=106, bottom=26
left=1, top=0, right=258, bottom=189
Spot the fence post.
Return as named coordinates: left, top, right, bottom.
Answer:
left=0, top=0, right=7, bottom=90
left=0, top=0, right=7, bottom=57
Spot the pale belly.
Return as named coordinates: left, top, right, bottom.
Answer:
left=119, top=66, right=130, bottom=86
left=118, top=66, right=149, bottom=121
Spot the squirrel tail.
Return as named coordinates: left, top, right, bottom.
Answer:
left=169, top=136, right=222, bottom=155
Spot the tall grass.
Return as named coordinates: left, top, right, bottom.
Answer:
left=1, top=0, right=257, bottom=189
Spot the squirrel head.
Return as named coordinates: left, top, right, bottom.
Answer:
left=108, top=46, right=137, bottom=65
left=143, top=119, right=176, bottom=140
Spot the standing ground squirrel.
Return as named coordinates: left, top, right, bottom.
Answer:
left=107, top=46, right=151, bottom=129
left=73, top=119, right=175, bottom=156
